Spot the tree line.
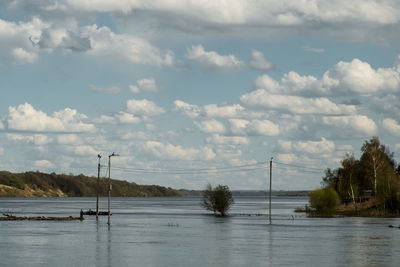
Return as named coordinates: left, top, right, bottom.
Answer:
left=0, top=171, right=180, bottom=197
left=316, top=137, right=400, bottom=214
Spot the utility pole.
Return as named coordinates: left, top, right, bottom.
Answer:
left=96, top=154, right=101, bottom=220
left=269, top=157, right=273, bottom=224
left=108, top=152, right=119, bottom=225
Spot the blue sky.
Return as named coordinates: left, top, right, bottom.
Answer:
left=1, top=0, right=400, bottom=190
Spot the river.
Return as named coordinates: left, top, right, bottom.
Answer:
left=0, top=196, right=399, bottom=266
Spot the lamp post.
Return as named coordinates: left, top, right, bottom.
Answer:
left=108, top=152, right=119, bottom=225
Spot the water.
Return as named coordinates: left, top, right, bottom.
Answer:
left=0, top=196, right=399, bottom=267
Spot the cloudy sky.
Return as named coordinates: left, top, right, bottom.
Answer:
left=1, top=0, right=400, bottom=190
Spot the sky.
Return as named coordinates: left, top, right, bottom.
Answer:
left=1, top=0, right=400, bottom=190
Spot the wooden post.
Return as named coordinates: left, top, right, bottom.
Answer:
left=269, top=157, right=273, bottom=224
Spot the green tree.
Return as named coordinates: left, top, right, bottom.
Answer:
left=337, top=154, right=360, bottom=207
left=309, top=188, right=340, bottom=216
left=202, top=184, right=234, bottom=217
left=360, top=137, right=392, bottom=196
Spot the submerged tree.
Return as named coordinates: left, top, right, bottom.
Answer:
left=202, top=184, right=234, bottom=217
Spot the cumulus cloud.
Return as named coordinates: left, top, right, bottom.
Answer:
left=249, top=50, right=275, bottom=71
left=173, top=100, right=201, bottom=119
left=126, top=99, right=165, bottom=116
left=186, top=45, right=245, bottom=73
left=34, top=160, right=55, bottom=169
left=45, top=0, right=400, bottom=43
left=292, top=138, right=335, bottom=154
left=206, top=134, right=250, bottom=145
left=144, top=141, right=215, bottom=160
left=254, top=58, right=400, bottom=97
left=7, top=133, right=52, bottom=146
left=382, top=118, right=400, bottom=136
left=240, top=89, right=356, bottom=115
left=321, top=115, right=377, bottom=138
left=204, top=104, right=244, bottom=118
left=5, top=103, right=94, bottom=133
left=57, top=134, right=82, bottom=145
left=94, top=112, right=141, bottom=124
left=0, top=18, right=44, bottom=64
left=90, top=84, right=121, bottom=94
left=229, top=119, right=279, bottom=136
left=129, top=78, right=161, bottom=93
left=82, top=25, right=176, bottom=67
left=73, top=145, right=98, bottom=156
left=195, top=119, right=226, bottom=134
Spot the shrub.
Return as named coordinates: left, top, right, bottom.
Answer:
left=202, top=184, right=234, bottom=217
left=309, top=188, right=340, bottom=216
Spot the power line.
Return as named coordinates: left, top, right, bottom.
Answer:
left=111, top=162, right=268, bottom=175
left=274, top=161, right=326, bottom=171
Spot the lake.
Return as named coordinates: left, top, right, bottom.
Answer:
left=0, top=196, right=399, bottom=267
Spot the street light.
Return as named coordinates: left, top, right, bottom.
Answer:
left=108, top=152, right=119, bottom=225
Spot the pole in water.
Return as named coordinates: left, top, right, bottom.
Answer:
left=108, top=152, right=119, bottom=225
left=96, top=154, right=101, bottom=220
left=269, top=157, right=273, bottom=224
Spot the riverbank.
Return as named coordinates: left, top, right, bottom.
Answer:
left=0, top=170, right=180, bottom=197
left=296, top=198, right=400, bottom=218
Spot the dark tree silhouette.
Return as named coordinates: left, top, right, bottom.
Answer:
left=202, top=184, right=234, bottom=217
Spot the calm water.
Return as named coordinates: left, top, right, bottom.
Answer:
left=0, top=196, right=399, bottom=267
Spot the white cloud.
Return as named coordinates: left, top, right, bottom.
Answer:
left=254, top=59, right=400, bottom=97
left=61, top=0, right=400, bottom=43
left=6, top=103, right=94, bottom=133
left=34, top=160, right=55, bottom=169
left=304, top=46, right=325, bottom=53
left=195, top=119, right=226, bottom=134
left=137, top=78, right=161, bottom=92
left=90, top=84, right=121, bottom=94
left=277, top=140, right=292, bottom=153
left=229, top=119, right=250, bottom=136
left=249, top=50, right=274, bottom=71
left=6, top=134, right=52, bottom=146
left=0, top=121, right=4, bottom=130
left=322, top=115, right=377, bottom=138
left=0, top=147, right=3, bottom=156
left=126, top=99, right=165, bottom=116
left=206, top=134, right=250, bottom=145
left=129, top=85, right=140, bottom=93
left=57, top=134, right=82, bottom=145
left=186, top=45, right=245, bottom=73
left=240, top=89, right=356, bottom=115
left=0, top=18, right=44, bottom=64
left=144, top=141, right=215, bottom=160
left=73, top=145, right=98, bottom=156
left=229, top=119, right=279, bottom=136
left=247, top=120, right=280, bottom=136
left=204, top=104, right=244, bottom=118
left=382, top=118, right=400, bottom=136
left=173, top=100, right=201, bottom=119
left=292, top=138, right=335, bottom=154
left=82, top=25, right=176, bottom=67
left=12, top=47, right=38, bottom=64
left=276, top=153, right=297, bottom=164
left=95, top=112, right=141, bottom=124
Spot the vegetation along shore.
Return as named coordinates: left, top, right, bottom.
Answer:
left=305, top=137, right=400, bottom=217
left=0, top=171, right=180, bottom=197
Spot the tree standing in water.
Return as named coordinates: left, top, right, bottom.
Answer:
left=202, top=184, right=234, bottom=217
